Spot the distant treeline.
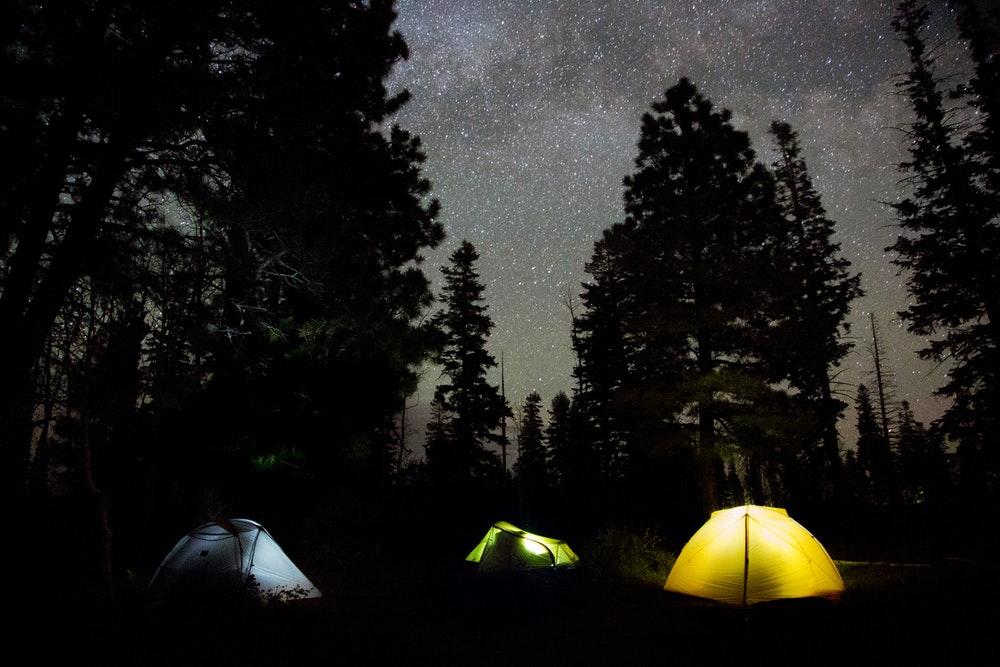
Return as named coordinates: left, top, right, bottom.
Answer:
left=0, top=1, right=997, bottom=612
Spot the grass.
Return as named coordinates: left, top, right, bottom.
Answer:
left=581, top=525, right=676, bottom=588
left=33, top=555, right=1000, bottom=664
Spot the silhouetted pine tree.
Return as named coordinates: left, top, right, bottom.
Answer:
left=514, top=391, right=548, bottom=514
left=896, top=401, right=950, bottom=505
left=0, top=0, right=445, bottom=496
left=571, top=225, right=632, bottom=481
left=855, top=383, right=896, bottom=506
left=423, top=396, right=453, bottom=476
left=950, top=0, right=1000, bottom=500
left=3, top=1, right=445, bottom=609
left=766, top=121, right=862, bottom=494
left=951, top=0, right=1000, bottom=196
left=890, top=1, right=1000, bottom=473
left=575, top=78, right=787, bottom=512
left=427, top=240, right=506, bottom=488
left=545, top=392, right=573, bottom=487
left=841, top=449, right=867, bottom=510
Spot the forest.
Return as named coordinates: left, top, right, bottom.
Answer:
left=2, top=0, right=998, bottom=661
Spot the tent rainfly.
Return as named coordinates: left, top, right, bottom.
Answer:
left=664, top=505, right=844, bottom=605
left=150, top=518, right=321, bottom=600
left=466, top=521, right=579, bottom=572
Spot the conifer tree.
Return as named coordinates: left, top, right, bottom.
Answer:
left=855, top=383, right=896, bottom=506
left=896, top=400, right=949, bottom=505
left=575, top=78, right=786, bottom=511
left=545, top=392, right=573, bottom=487
left=514, top=391, right=548, bottom=497
left=841, top=449, right=867, bottom=509
left=427, top=240, right=506, bottom=487
left=766, top=121, right=862, bottom=485
left=571, top=225, right=633, bottom=481
left=423, top=396, right=453, bottom=482
left=889, top=1, right=1000, bottom=457
left=951, top=0, right=1000, bottom=196
left=0, top=0, right=445, bottom=493
left=866, top=313, right=898, bottom=446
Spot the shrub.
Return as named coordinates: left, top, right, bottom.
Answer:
left=583, top=525, right=675, bottom=587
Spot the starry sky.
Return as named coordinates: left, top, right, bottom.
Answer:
left=388, top=0, right=968, bottom=446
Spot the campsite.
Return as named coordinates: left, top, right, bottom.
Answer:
left=38, top=525, right=999, bottom=663
left=5, top=1, right=1000, bottom=662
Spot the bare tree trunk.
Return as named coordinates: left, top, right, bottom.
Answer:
left=869, top=314, right=893, bottom=445
left=81, top=415, right=114, bottom=609
left=818, top=371, right=842, bottom=484
left=697, top=334, right=718, bottom=513
left=0, top=137, right=131, bottom=493
left=28, top=338, right=55, bottom=497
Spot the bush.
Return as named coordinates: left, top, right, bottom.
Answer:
left=582, top=525, right=675, bottom=587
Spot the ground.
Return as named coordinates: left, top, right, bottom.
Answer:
left=35, top=558, right=997, bottom=664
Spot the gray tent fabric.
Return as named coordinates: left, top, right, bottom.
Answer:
left=150, top=518, right=321, bottom=600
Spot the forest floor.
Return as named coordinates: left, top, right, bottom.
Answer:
left=38, top=557, right=998, bottom=665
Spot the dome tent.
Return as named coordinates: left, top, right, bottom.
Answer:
left=150, top=518, right=321, bottom=601
left=466, top=521, right=579, bottom=572
left=665, top=505, right=844, bottom=605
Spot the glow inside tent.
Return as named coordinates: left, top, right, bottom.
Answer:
left=466, top=521, right=579, bottom=571
left=664, top=505, right=844, bottom=605
left=150, top=518, right=321, bottom=600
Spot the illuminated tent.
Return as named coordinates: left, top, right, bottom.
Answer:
left=664, top=505, right=844, bottom=605
left=150, top=518, right=321, bottom=600
left=466, top=521, right=579, bottom=571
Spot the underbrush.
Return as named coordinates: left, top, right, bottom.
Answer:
left=581, top=525, right=675, bottom=587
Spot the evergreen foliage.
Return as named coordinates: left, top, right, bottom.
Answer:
left=427, top=240, right=506, bottom=488
left=889, top=1, right=1000, bottom=471
left=573, top=78, right=794, bottom=512
left=765, top=120, right=862, bottom=492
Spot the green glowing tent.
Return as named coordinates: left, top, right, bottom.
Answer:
left=466, top=521, right=579, bottom=571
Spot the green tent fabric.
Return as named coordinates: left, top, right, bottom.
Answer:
left=466, top=521, right=579, bottom=571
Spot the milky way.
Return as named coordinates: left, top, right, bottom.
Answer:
left=389, top=0, right=967, bottom=445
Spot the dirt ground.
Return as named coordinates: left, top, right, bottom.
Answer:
left=32, top=558, right=997, bottom=665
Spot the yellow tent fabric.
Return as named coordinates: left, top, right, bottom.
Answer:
left=664, top=505, right=844, bottom=605
left=466, top=521, right=579, bottom=572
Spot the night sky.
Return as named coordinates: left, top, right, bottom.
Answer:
left=389, top=0, right=967, bottom=444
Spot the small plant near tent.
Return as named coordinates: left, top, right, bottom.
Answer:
left=583, top=525, right=675, bottom=587
left=257, top=581, right=314, bottom=605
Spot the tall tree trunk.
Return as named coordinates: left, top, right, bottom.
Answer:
left=869, top=314, right=893, bottom=445
left=818, top=370, right=842, bottom=487
left=697, top=331, right=718, bottom=513
left=28, top=338, right=55, bottom=498
left=81, top=415, right=114, bottom=609
left=0, top=104, right=81, bottom=320
left=0, top=135, right=131, bottom=492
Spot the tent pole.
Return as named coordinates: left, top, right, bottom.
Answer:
left=743, top=507, right=749, bottom=606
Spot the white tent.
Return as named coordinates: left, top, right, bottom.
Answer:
left=150, top=518, right=321, bottom=600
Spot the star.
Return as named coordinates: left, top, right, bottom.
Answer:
left=391, top=0, right=961, bottom=443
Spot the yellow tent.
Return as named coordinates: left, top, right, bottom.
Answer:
left=664, top=505, right=844, bottom=605
left=466, top=521, right=579, bottom=572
